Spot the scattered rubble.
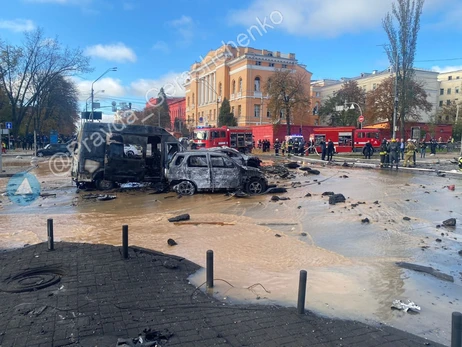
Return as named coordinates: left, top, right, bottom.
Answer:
left=329, top=194, right=346, bottom=205
left=361, top=218, right=370, bottom=224
left=321, top=192, right=334, bottom=196
left=396, top=262, right=454, bottom=282
left=167, top=239, right=177, bottom=246
left=442, top=218, right=456, bottom=227
left=403, top=217, right=411, bottom=221
left=304, top=193, right=312, bottom=197
left=168, top=214, right=190, bottom=222
left=97, top=194, right=117, bottom=201
left=391, top=300, right=421, bottom=313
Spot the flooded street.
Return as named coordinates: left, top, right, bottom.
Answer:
left=1, top=159, right=461, bottom=345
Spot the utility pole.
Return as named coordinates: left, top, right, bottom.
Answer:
left=392, top=55, right=399, bottom=140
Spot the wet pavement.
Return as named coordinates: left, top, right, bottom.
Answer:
left=0, top=152, right=461, bottom=346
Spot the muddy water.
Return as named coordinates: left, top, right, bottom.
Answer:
left=1, top=160, right=461, bottom=345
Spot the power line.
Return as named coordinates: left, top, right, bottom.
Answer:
left=415, top=58, right=462, bottom=63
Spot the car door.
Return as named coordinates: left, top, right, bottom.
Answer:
left=185, top=154, right=211, bottom=190
left=210, top=154, right=240, bottom=190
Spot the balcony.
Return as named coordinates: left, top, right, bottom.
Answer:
left=254, top=91, right=262, bottom=98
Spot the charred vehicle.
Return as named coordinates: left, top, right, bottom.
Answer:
left=166, top=151, right=267, bottom=195
left=200, top=147, right=262, bottom=168
left=71, top=122, right=183, bottom=190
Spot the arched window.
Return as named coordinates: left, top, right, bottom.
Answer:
left=187, top=97, right=190, bottom=106
left=218, top=82, right=222, bottom=97
left=254, top=77, right=260, bottom=92
left=238, top=78, right=243, bottom=92
left=192, top=93, right=195, bottom=105
left=232, top=80, right=236, bottom=94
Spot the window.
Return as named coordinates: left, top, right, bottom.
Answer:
left=254, top=104, right=260, bottom=117
left=232, top=80, right=236, bottom=94
left=213, top=109, right=216, bottom=120
left=269, top=63, right=274, bottom=67
left=373, top=83, right=377, bottom=90
left=237, top=105, right=242, bottom=116
left=457, top=76, right=460, bottom=79
left=456, top=87, right=460, bottom=94
left=447, top=100, right=451, bottom=106
left=192, top=93, right=195, bottom=104
left=439, top=100, right=443, bottom=107
left=256, top=61, right=261, bottom=66
left=282, top=64, right=287, bottom=68
left=315, top=92, right=320, bottom=97
left=254, top=77, right=261, bottom=91
left=267, top=52, right=273, bottom=57
left=440, top=88, right=444, bottom=95
left=238, top=78, right=243, bottom=92
left=210, top=156, right=225, bottom=167
left=267, top=111, right=271, bottom=118
left=174, top=155, right=184, bottom=166
left=448, top=76, right=452, bottom=80
left=187, top=97, right=190, bottom=106
left=447, top=88, right=451, bottom=95
left=188, top=155, right=208, bottom=167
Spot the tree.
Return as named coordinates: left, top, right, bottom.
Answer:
left=0, top=28, right=91, bottom=137
left=365, top=76, right=432, bottom=129
left=318, top=80, right=365, bottom=126
left=143, top=88, right=171, bottom=129
left=264, top=69, right=310, bottom=135
left=218, top=97, right=237, bottom=126
left=383, top=0, right=425, bottom=138
left=436, top=101, right=462, bottom=140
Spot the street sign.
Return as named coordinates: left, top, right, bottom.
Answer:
left=358, top=115, right=365, bottom=123
left=5, top=122, right=12, bottom=129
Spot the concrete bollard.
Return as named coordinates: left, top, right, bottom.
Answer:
left=206, top=250, right=214, bottom=289
left=452, top=312, right=462, bottom=347
left=47, top=218, right=54, bottom=251
left=297, top=270, right=307, bottom=314
left=122, top=225, right=128, bottom=259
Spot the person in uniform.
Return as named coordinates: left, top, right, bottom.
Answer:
left=327, top=139, right=335, bottom=161
left=388, top=138, right=400, bottom=170
left=403, top=139, right=417, bottom=167
left=379, top=139, right=388, bottom=168
left=362, top=140, right=374, bottom=159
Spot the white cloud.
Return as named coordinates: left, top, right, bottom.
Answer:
left=0, top=19, right=35, bottom=32
left=130, top=71, right=190, bottom=101
left=168, top=15, right=195, bottom=46
left=73, top=77, right=126, bottom=103
left=152, top=41, right=170, bottom=54
left=431, top=65, right=462, bottom=73
left=84, top=43, right=137, bottom=63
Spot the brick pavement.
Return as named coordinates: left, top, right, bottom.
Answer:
left=0, top=242, right=445, bottom=347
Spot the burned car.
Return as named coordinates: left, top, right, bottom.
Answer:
left=200, top=147, right=262, bottom=168
left=166, top=151, right=267, bottom=195
left=71, top=122, right=183, bottom=190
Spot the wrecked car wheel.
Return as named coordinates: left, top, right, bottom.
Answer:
left=96, top=179, right=114, bottom=191
left=126, top=151, right=135, bottom=157
left=176, top=180, right=196, bottom=195
left=246, top=178, right=266, bottom=195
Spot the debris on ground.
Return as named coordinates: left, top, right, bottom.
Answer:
left=396, top=262, right=454, bottom=282
left=361, top=218, right=370, bottom=224
left=173, top=221, right=235, bottom=226
left=271, top=196, right=280, bottom=202
left=391, top=299, right=421, bottom=313
left=275, top=234, right=282, bottom=237
left=442, top=218, right=456, bottom=227
left=40, top=193, right=56, bottom=198
left=305, top=193, right=312, bottom=197
left=167, top=238, right=177, bottom=246
left=285, top=162, right=300, bottom=169
left=447, top=184, right=455, bottom=191
left=322, top=192, right=335, bottom=196
left=403, top=217, right=411, bottom=221
left=117, top=328, right=173, bottom=346
left=329, top=194, right=346, bottom=205
left=168, top=214, right=190, bottom=222
left=265, top=187, right=287, bottom=194
left=97, top=194, right=117, bottom=201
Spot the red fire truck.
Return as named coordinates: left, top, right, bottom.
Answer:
left=191, top=126, right=254, bottom=153
left=310, top=127, right=381, bottom=153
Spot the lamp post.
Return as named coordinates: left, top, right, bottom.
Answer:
left=91, top=68, right=117, bottom=121
left=346, top=102, right=363, bottom=129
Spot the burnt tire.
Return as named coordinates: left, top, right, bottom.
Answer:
left=96, top=179, right=114, bottom=191
left=246, top=178, right=266, bottom=195
left=126, top=150, right=135, bottom=157
left=176, top=180, right=196, bottom=195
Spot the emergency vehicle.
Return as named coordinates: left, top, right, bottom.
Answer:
left=310, top=127, right=381, bottom=153
left=191, top=126, right=253, bottom=153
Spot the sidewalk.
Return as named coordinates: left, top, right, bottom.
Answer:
left=0, top=242, right=444, bottom=347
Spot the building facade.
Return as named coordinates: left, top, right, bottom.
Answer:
left=438, top=69, right=462, bottom=109
left=184, top=45, right=316, bottom=128
left=314, top=69, right=440, bottom=124
left=145, top=97, right=186, bottom=131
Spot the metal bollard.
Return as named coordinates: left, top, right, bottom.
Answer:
left=297, top=270, right=307, bottom=314
left=206, top=250, right=214, bottom=289
left=47, top=218, right=54, bottom=251
left=122, top=225, right=128, bottom=259
left=452, top=312, right=462, bottom=347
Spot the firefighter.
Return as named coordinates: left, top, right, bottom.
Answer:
left=388, top=138, right=400, bottom=170
left=327, top=139, right=335, bottom=161
left=458, top=157, right=462, bottom=172
left=403, top=139, right=417, bottom=167
left=362, top=141, right=374, bottom=159
left=274, top=138, right=281, bottom=156
left=379, top=138, right=388, bottom=168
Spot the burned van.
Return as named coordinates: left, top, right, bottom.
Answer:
left=71, top=122, right=183, bottom=190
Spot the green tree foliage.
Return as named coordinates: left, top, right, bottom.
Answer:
left=318, top=80, right=365, bottom=126
left=264, top=69, right=310, bottom=135
left=383, top=0, right=425, bottom=138
left=218, top=97, right=237, bottom=126
left=436, top=101, right=462, bottom=140
left=0, top=28, right=91, bottom=136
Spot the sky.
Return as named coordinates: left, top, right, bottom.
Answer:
left=1, top=0, right=462, bottom=115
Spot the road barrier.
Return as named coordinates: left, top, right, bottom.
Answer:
left=206, top=250, right=214, bottom=289
left=297, top=270, right=307, bottom=314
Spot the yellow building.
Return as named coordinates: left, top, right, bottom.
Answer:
left=184, top=45, right=314, bottom=128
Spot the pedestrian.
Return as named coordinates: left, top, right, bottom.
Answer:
left=362, top=141, right=374, bottom=159
left=327, top=139, right=335, bottom=161
left=403, top=139, right=416, bottom=167
left=379, top=138, right=388, bottom=168
left=388, top=138, right=399, bottom=170
left=419, top=140, right=426, bottom=158
left=412, top=139, right=417, bottom=166
left=281, top=140, right=286, bottom=156
left=430, top=138, right=437, bottom=155
left=1, top=141, right=6, bottom=154
left=274, top=139, right=281, bottom=156
left=399, top=138, right=405, bottom=160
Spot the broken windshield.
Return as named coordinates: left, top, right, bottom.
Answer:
left=193, top=131, right=208, bottom=140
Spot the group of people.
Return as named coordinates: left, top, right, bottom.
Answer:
left=257, top=139, right=272, bottom=152
left=376, top=138, right=432, bottom=169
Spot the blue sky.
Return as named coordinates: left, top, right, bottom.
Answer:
left=1, top=0, right=462, bottom=112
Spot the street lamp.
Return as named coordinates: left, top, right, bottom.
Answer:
left=91, top=67, right=117, bottom=121
left=86, top=90, right=105, bottom=112
left=347, top=102, right=363, bottom=129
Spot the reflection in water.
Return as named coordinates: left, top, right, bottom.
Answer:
left=0, top=163, right=461, bottom=345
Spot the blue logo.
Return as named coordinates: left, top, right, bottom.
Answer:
left=7, top=172, right=41, bottom=206
left=5, top=122, right=12, bottom=129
